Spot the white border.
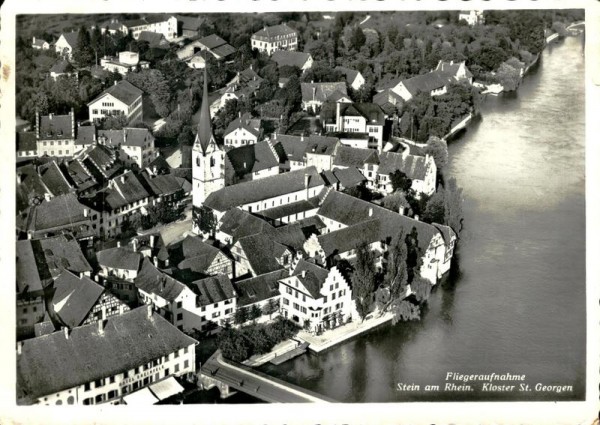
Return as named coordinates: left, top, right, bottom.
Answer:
left=1, top=1, right=598, bottom=424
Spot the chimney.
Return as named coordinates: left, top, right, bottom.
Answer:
left=32, top=36, right=36, bottom=43
left=101, top=305, right=107, bottom=320
left=336, top=101, right=342, bottom=131
left=94, top=274, right=99, bottom=282
left=312, top=86, right=316, bottom=102
left=304, top=173, right=310, bottom=189
left=147, top=304, right=153, bottom=318
left=120, top=175, right=126, bottom=184
left=16, top=173, right=22, bottom=185
left=399, top=206, right=405, bottom=216
left=250, top=64, right=253, bottom=71
left=17, top=341, right=22, bottom=355
left=63, top=327, right=70, bottom=340
left=44, top=192, right=52, bottom=202
left=368, top=207, right=373, bottom=217
left=131, top=238, right=138, bottom=252
left=98, top=320, right=105, bottom=334
left=153, top=255, right=159, bottom=267
left=119, top=304, right=125, bottom=314
left=150, top=234, right=156, bottom=248
left=35, top=109, right=40, bottom=139
left=117, top=241, right=121, bottom=248
left=243, top=161, right=247, bottom=169
left=71, top=108, right=75, bottom=137
left=114, top=80, right=118, bottom=86
left=83, top=208, right=89, bottom=217
left=49, top=113, right=53, bottom=121
left=414, top=214, right=419, bottom=221
left=301, top=270, right=306, bottom=278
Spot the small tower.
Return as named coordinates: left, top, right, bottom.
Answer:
left=192, top=65, right=224, bottom=222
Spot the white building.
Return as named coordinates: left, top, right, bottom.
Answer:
left=224, top=113, right=262, bottom=148
left=100, top=51, right=150, bottom=75
left=32, top=37, right=50, bottom=50
left=251, top=23, right=298, bottom=55
left=123, top=15, right=178, bottom=41
left=98, top=127, right=158, bottom=169
left=88, top=80, right=143, bottom=124
left=54, top=32, right=78, bottom=59
left=278, top=260, right=352, bottom=332
left=324, top=102, right=387, bottom=151
left=97, top=246, right=143, bottom=281
left=16, top=306, right=197, bottom=405
left=335, top=66, right=365, bottom=91
left=458, top=10, right=484, bottom=26
left=300, top=82, right=350, bottom=112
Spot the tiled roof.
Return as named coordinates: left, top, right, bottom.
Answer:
left=25, top=193, right=95, bottom=234
left=211, top=43, right=236, bottom=58
left=39, top=113, right=74, bottom=140
left=252, top=23, right=297, bottom=39
left=237, top=233, right=287, bottom=275
left=75, top=125, right=97, bottom=145
left=378, top=151, right=429, bottom=180
left=255, top=196, right=320, bottom=221
left=204, top=166, right=324, bottom=212
left=291, top=259, right=329, bottom=299
left=176, top=15, right=204, bottom=31
left=134, top=258, right=187, bottom=302
left=51, top=270, right=105, bottom=328
left=39, top=161, right=72, bottom=196
left=436, top=60, right=473, bottom=79
left=175, top=236, right=223, bottom=273
left=32, top=38, right=49, bottom=48
left=16, top=164, right=49, bottom=212
left=105, top=170, right=151, bottom=209
left=318, top=191, right=438, bottom=248
left=235, top=67, right=263, bottom=86
left=343, top=103, right=386, bottom=125
left=143, top=172, right=191, bottom=197
left=273, top=134, right=308, bottom=162
left=270, top=223, right=308, bottom=252
left=317, top=218, right=381, bottom=257
left=332, top=166, right=367, bottom=188
left=382, top=71, right=451, bottom=97
left=59, top=32, right=79, bottom=48
left=17, top=306, right=197, bottom=401
left=218, top=208, right=274, bottom=242
left=235, top=269, right=286, bottom=307
left=16, top=131, right=37, bottom=152
left=92, top=80, right=143, bottom=107
left=198, top=34, right=227, bottom=49
left=224, top=113, right=261, bottom=138
left=98, top=127, right=154, bottom=148
left=333, top=146, right=379, bottom=168
left=97, top=247, right=142, bottom=271
left=373, top=88, right=405, bottom=107
left=137, top=31, right=169, bottom=48
left=301, top=82, right=347, bottom=103
left=272, top=51, right=311, bottom=69
left=226, top=141, right=279, bottom=177
left=335, top=66, right=361, bottom=84
left=191, top=274, right=236, bottom=306
left=305, top=135, right=339, bottom=156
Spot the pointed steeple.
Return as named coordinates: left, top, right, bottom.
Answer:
left=196, top=64, right=215, bottom=153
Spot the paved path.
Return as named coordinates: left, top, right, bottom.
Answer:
left=201, top=351, right=335, bottom=403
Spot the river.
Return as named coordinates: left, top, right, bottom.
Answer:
left=257, top=35, right=586, bottom=402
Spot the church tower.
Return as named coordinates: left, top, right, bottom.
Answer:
left=192, top=66, right=224, bottom=216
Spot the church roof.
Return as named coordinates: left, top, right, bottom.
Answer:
left=195, top=66, right=215, bottom=154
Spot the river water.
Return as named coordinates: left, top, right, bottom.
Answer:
left=258, top=35, right=586, bottom=402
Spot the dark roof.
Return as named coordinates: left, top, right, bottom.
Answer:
left=224, top=113, right=261, bottom=138
left=198, top=34, right=227, bottom=49
left=39, top=161, right=72, bottom=196
left=218, top=208, right=274, bottom=242
left=204, top=166, right=324, bottom=212
left=317, top=219, right=381, bottom=257
left=305, top=135, right=339, bottom=156
left=378, top=151, right=429, bottom=180
left=270, top=223, right=309, bottom=252
left=25, top=193, right=95, bottom=234
left=321, top=102, right=386, bottom=126
left=32, top=38, right=49, bottom=48
left=436, top=60, right=473, bottom=80
left=237, top=233, right=287, bottom=275
left=230, top=67, right=263, bottom=86
left=104, top=171, right=151, bottom=210
left=255, top=197, right=320, bottom=221
left=272, top=51, right=311, bottom=69
left=97, top=247, right=142, bottom=271
left=318, top=191, right=440, bottom=248
left=332, top=166, right=367, bottom=188
left=137, top=31, right=169, bottom=48
left=211, top=43, right=236, bottom=59
left=16, top=164, right=51, bottom=212
left=39, top=113, right=74, bottom=140
left=226, top=141, right=279, bottom=176
left=51, top=270, right=105, bottom=328
left=333, top=146, right=379, bottom=168
left=195, top=67, right=216, bottom=154
left=273, top=134, right=308, bottom=162
left=335, top=66, right=361, bottom=84
left=49, top=60, right=72, bottom=74
left=290, top=260, right=329, bottom=299
left=98, top=127, right=154, bottom=148
left=175, top=236, right=223, bottom=273
left=93, top=80, right=143, bottom=107
left=235, top=269, right=287, bottom=307
left=16, top=131, right=37, bottom=152
left=60, top=32, right=79, bottom=48
left=373, top=88, right=405, bottom=108
left=75, top=125, right=97, bottom=145
left=191, top=274, right=236, bottom=306
left=143, top=173, right=191, bottom=197
left=16, top=234, right=93, bottom=295
left=17, top=306, right=197, bottom=401
left=301, top=82, right=347, bottom=103
left=79, top=144, right=121, bottom=180
left=176, top=15, right=204, bottom=31
left=402, top=71, right=449, bottom=96
left=134, top=258, right=187, bottom=302
left=252, top=23, right=297, bottom=39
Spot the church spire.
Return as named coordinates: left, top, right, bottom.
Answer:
left=196, top=63, right=214, bottom=153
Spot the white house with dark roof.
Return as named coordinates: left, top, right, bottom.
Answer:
left=169, top=235, right=232, bottom=277
left=54, top=31, right=78, bottom=59
left=100, top=51, right=150, bottom=75
left=435, top=60, right=473, bottom=84
left=251, top=23, right=298, bottom=55
left=300, top=82, right=350, bottom=112
left=376, top=151, right=437, bottom=196
left=271, top=51, right=313, bottom=72
left=335, top=66, right=365, bottom=90
left=35, top=109, right=77, bottom=158
left=203, top=166, right=326, bottom=221
left=122, top=15, right=178, bottom=41
left=317, top=191, right=456, bottom=284
left=97, top=246, right=143, bottom=281
left=379, top=71, right=450, bottom=102
left=32, top=36, right=50, bottom=50
left=458, top=10, right=484, bottom=26
left=16, top=306, right=197, bottom=405
left=189, top=274, right=237, bottom=328
left=235, top=269, right=286, bottom=315
left=49, top=60, right=75, bottom=80
left=225, top=140, right=281, bottom=185
left=278, top=260, right=352, bottom=332
left=98, top=127, right=158, bottom=168
left=323, top=102, right=387, bottom=150
left=88, top=80, right=143, bottom=124
left=224, top=113, right=262, bottom=148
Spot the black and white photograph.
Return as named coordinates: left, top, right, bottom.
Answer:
left=1, top=0, right=598, bottom=423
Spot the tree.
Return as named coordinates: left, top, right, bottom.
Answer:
left=382, top=191, right=411, bottom=214
left=352, top=245, right=377, bottom=322
left=250, top=304, right=263, bottom=321
left=390, top=170, right=413, bottom=193
left=496, top=62, right=522, bottom=92
left=349, top=26, right=367, bottom=51
left=193, top=206, right=218, bottom=235
left=382, top=230, right=409, bottom=313
left=444, top=177, right=464, bottom=235
left=424, top=136, right=448, bottom=172
left=410, top=275, right=432, bottom=303
left=234, top=306, right=249, bottom=325
left=262, top=298, right=279, bottom=319
left=98, top=114, right=129, bottom=130
left=405, top=227, right=422, bottom=282
left=391, top=299, right=421, bottom=324
left=422, top=187, right=446, bottom=224
left=73, top=27, right=95, bottom=66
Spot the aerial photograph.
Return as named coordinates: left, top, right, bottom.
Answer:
left=13, top=7, right=586, bottom=407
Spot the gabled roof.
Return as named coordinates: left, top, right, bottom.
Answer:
left=333, top=146, right=380, bottom=168
left=332, top=166, right=367, bottom=188
left=16, top=131, right=37, bottom=152
left=134, top=258, right=187, bottom=302
left=25, top=193, right=95, bottom=234
left=270, top=223, right=309, bottom=252
left=317, top=218, right=381, bottom=257
left=97, top=247, right=142, bottom=271
left=305, top=135, right=339, bottom=156
left=378, top=151, right=430, bottom=180
left=301, top=82, right=347, bottom=103
left=237, top=233, right=287, bottom=275
left=176, top=15, right=204, bottom=31
left=401, top=71, right=449, bottom=97
left=373, top=88, right=405, bottom=107
left=273, top=134, right=308, bottom=162
left=175, top=236, right=224, bottom=273
left=252, top=23, right=297, bottom=39
left=204, top=166, right=324, bottom=212
left=435, top=60, right=473, bottom=80
left=191, top=274, right=236, bottom=306
left=233, top=67, right=263, bottom=86
left=32, top=38, right=49, bottom=48
left=255, top=196, right=320, bottom=222
left=91, top=80, right=143, bottom=107
left=51, top=270, right=105, bottom=328
left=211, top=43, right=236, bottom=59
left=38, top=161, right=72, bottom=196
left=224, top=113, right=261, bottom=138
left=289, top=259, right=329, bottom=299
left=142, top=172, right=191, bottom=197
left=58, top=32, right=79, bottom=48
left=105, top=170, right=151, bottom=209
left=218, top=208, right=274, bottom=242
left=335, top=66, right=361, bottom=84
left=17, top=306, right=197, bottom=401
left=39, top=113, right=74, bottom=140
left=272, top=51, right=311, bottom=69
left=137, top=31, right=169, bottom=48
left=198, top=34, right=227, bottom=49
left=235, top=269, right=286, bottom=307
left=98, top=127, right=154, bottom=148
left=75, top=125, right=97, bottom=145
left=226, top=141, right=280, bottom=176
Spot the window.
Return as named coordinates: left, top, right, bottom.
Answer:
left=177, top=313, right=183, bottom=321
left=212, top=312, right=220, bottom=318
left=177, top=301, right=182, bottom=309
left=283, top=298, right=289, bottom=305
left=84, top=383, right=91, bottom=391
left=184, top=360, right=189, bottom=369
left=175, top=364, right=180, bottom=373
